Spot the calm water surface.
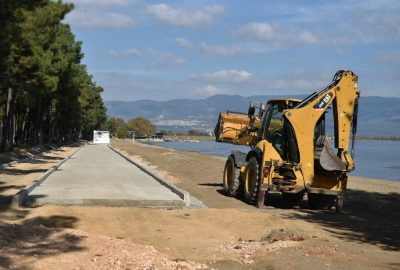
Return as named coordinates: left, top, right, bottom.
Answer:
left=149, top=140, right=400, bottom=182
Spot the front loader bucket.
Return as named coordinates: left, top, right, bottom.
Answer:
left=215, top=112, right=249, bottom=142
left=214, top=111, right=259, bottom=145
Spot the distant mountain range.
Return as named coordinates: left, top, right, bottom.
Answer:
left=105, top=95, right=400, bottom=136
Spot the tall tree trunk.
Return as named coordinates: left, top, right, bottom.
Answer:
left=12, top=114, right=16, bottom=146
left=1, top=87, right=17, bottom=152
left=33, top=102, right=42, bottom=145
left=19, top=108, right=29, bottom=145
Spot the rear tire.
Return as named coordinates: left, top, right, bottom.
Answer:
left=243, top=156, right=260, bottom=204
left=223, top=156, right=241, bottom=197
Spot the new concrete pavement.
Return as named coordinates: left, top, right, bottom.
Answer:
left=27, top=144, right=185, bottom=207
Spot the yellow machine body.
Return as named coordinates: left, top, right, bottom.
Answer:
left=215, top=111, right=260, bottom=146
left=215, top=99, right=300, bottom=147
left=217, top=71, right=360, bottom=209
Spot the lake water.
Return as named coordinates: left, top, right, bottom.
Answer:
left=148, top=140, right=400, bottom=182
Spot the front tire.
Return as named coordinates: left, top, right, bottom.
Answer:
left=223, top=156, right=241, bottom=197
left=243, top=156, right=261, bottom=204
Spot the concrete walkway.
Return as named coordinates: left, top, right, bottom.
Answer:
left=27, top=144, right=185, bottom=207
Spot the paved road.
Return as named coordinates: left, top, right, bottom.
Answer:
left=27, top=144, right=185, bottom=207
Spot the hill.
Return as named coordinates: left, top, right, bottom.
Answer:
left=105, top=95, right=400, bottom=136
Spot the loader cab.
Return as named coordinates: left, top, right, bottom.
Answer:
left=258, top=99, right=301, bottom=157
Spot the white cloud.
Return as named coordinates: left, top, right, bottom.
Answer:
left=271, top=70, right=329, bottom=91
left=123, top=48, right=142, bottom=57
left=192, top=70, right=253, bottom=83
left=174, top=37, right=192, bottom=49
left=67, top=0, right=135, bottom=7
left=148, top=48, right=186, bottom=68
left=107, top=48, right=142, bottom=57
left=378, top=51, right=400, bottom=64
left=199, top=42, right=245, bottom=56
left=351, top=11, right=400, bottom=43
left=253, top=1, right=400, bottom=45
left=146, top=3, right=224, bottom=27
left=107, top=50, right=119, bottom=57
left=192, top=85, right=230, bottom=97
left=236, top=23, right=275, bottom=42
left=234, top=22, right=319, bottom=48
left=65, top=10, right=134, bottom=28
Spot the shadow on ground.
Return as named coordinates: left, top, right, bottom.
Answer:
left=23, top=215, right=79, bottom=229
left=0, top=144, right=85, bottom=268
left=198, top=183, right=224, bottom=187
left=213, top=182, right=400, bottom=251
left=20, top=155, right=65, bottom=164
left=281, top=189, right=400, bottom=251
left=0, top=143, right=81, bottom=164
left=0, top=181, right=26, bottom=194
left=36, top=155, right=64, bottom=161
left=0, top=215, right=84, bottom=269
left=0, top=193, right=31, bottom=223
left=0, top=184, right=26, bottom=193
left=1, top=175, right=82, bottom=268
left=1, top=168, right=49, bottom=175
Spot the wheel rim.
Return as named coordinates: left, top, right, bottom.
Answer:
left=224, top=158, right=233, bottom=190
left=246, top=163, right=255, bottom=194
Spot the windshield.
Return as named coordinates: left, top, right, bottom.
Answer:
left=258, top=104, right=271, bottom=139
left=260, top=102, right=286, bottom=156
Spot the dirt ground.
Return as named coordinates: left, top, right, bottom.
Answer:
left=0, top=140, right=399, bottom=269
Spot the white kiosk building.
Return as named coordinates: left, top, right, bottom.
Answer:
left=93, top=130, right=110, bottom=144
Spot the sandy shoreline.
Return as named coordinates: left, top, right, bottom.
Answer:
left=114, top=139, right=400, bottom=195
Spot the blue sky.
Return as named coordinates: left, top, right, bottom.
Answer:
left=64, top=0, right=400, bottom=101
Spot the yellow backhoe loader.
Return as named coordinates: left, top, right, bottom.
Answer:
left=214, top=70, right=360, bottom=211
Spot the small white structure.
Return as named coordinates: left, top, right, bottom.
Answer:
left=93, top=130, right=110, bottom=144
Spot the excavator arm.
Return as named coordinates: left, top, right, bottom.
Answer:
left=283, top=70, right=360, bottom=185
left=215, top=70, right=360, bottom=210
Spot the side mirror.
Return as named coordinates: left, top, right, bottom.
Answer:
left=247, top=101, right=256, bottom=117
left=258, top=103, right=265, bottom=118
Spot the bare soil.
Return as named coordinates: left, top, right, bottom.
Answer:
left=0, top=139, right=399, bottom=269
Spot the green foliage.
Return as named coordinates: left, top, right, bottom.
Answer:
left=116, top=125, right=129, bottom=138
left=159, top=130, right=174, bottom=135
left=0, top=0, right=107, bottom=151
left=188, top=129, right=208, bottom=136
left=103, top=117, right=126, bottom=136
left=127, top=117, right=155, bottom=136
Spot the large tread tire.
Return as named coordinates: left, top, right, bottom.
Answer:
left=223, top=156, right=241, bottom=197
left=243, top=156, right=260, bottom=204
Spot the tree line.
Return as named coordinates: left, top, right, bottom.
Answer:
left=104, top=116, right=215, bottom=138
left=0, top=0, right=106, bottom=152
left=104, top=117, right=156, bottom=138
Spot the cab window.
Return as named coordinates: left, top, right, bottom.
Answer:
left=258, top=104, right=271, bottom=139
left=262, top=102, right=286, bottom=156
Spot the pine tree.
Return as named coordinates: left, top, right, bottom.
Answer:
left=0, top=0, right=107, bottom=151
